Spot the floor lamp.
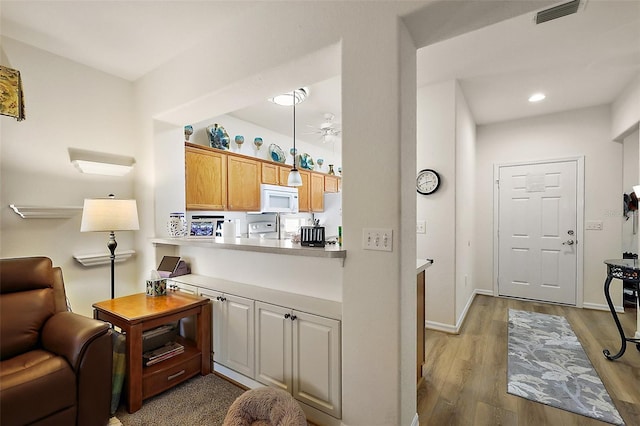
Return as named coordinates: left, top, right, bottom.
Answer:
left=81, top=194, right=139, bottom=299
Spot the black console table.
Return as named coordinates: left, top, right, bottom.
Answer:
left=602, top=259, right=640, bottom=360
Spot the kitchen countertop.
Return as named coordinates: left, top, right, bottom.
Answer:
left=150, top=236, right=346, bottom=259
left=169, top=274, right=342, bottom=320
left=417, top=259, right=433, bottom=273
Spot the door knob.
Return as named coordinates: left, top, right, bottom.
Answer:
left=562, top=240, right=574, bottom=246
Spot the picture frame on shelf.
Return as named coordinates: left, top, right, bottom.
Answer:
left=188, top=218, right=217, bottom=237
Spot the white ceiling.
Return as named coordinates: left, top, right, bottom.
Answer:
left=417, top=0, right=640, bottom=125
left=1, top=1, right=639, bottom=145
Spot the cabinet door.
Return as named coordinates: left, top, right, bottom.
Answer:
left=278, top=166, right=290, bottom=187
left=227, top=156, right=261, bottom=211
left=298, top=170, right=310, bottom=212
left=324, top=175, right=339, bottom=193
left=310, top=173, right=324, bottom=212
left=222, top=294, right=255, bottom=378
left=185, top=146, right=227, bottom=210
left=292, top=311, right=341, bottom=418
left=169, top=281, right=198, bottom=295
left=197, top=288, right=224, bottom=363
left=254, top=302, right=292, bottom=392
left=261, top=162, right=279, bottom=185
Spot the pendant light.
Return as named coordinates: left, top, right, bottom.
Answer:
left=287, top=88, right=303, bottom=187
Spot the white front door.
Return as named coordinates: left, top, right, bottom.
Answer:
left=497, top=159, right=579, bottom=305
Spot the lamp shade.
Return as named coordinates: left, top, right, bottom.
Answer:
left=287, top=169, right=303, bottom=187
left=81, top=198, right=139, bottom=232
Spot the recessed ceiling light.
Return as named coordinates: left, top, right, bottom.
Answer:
left=269, top=87, right=309, bottom=106
left=528, top=93, right=546, bottom=103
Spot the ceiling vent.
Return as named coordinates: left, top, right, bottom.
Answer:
left=535, top=0, right=582, bottom=24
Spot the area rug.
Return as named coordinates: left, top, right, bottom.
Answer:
left=507, top=309, right=624, bottom=425
left=111, top=373, right=245, bottom=426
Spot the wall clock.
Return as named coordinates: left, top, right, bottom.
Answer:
left=416, top=169, right=440, bottom=195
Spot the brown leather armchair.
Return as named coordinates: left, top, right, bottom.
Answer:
left=0, top=257, right=113, bottom=426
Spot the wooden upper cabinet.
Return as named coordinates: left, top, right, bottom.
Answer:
left=324, top=175, right=339, bottom=193
left=227, top=155, right=261, bottom=211
left=298, top=170, right=310, bottom=212
left=310, top=173, right=324, bottom=212
left=185, top=145, right=227, bottom=211
left=186, top=143, right=335, bottom=213
left=261, top=162, right=279, bottom=185
left=278, top=166, right=291, bottom=186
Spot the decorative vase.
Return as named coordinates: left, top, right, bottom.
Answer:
left=184, top=125, right=193, bottom=142
left=168, top=212, right=187, bottom=237
left=328, top=164, right=335, bottom=175
left=338, top=166, right=342, bottom=175
left=290, top=147, right=298, bottom=157
left=235, top=135, right=244, bottom=150
left=207, top=124, right=230, bottom=150
left=254, top=137, right=263, bottom=150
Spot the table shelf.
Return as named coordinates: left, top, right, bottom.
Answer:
left=93, top=293, right=211, bottom=413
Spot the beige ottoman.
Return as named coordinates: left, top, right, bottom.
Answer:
left=223, top=387, right=307, bottom=426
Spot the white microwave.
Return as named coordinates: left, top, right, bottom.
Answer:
left=260, top=184, right=299, bottom=213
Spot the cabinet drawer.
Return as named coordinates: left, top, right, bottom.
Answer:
left=142, top=352, right=200, bottom=399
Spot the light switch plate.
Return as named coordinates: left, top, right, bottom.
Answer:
left=363, top=228, right=393, bottom=251
left=586, top=220, right=603, bottom=230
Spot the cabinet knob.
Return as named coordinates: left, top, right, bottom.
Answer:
left=284, top=313, right=290, bottom=319
left=291, top=315, right=297, bottom=321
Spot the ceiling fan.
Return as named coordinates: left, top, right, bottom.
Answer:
left=304, top=113, right=341, bottom=142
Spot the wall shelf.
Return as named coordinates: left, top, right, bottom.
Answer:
left=10, top=204, right=83, bottom=219
left=73, top=250, right=136, bottom=267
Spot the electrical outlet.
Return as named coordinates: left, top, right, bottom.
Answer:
left=416, top=220, right=426, bottom=234
left=586, top=220, right=603, bottom=230
left=363, top=228, right=393, bottom=251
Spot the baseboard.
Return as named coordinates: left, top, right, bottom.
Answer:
left=213, top=363, right=262, bottom=390
left=411, top=412, right=420, bottom=426
left=425, top=320, right=458, bottom=333
left=583, top=302, right=625, bottom=313
left=426, top=289, right=491, bottom=334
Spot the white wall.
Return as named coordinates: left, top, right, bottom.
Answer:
left=612, top=73, right=640, bottom=141
left=476, top=105, right=623, bottom=308
left=416, top=80, right=476, bottom=330
left=0, top=38, right=138, bottom=317
left=417, top=81, right=456, bottom=327
left=622, top=129, right=639, bottom=254
left=454, top=82, right=476, bottom=321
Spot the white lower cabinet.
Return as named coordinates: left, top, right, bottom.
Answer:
left=167, top=280, right=198, bottom=295
left=198, top=288, right=255, bottom=378
left=255, top=301, right=341, bottom=418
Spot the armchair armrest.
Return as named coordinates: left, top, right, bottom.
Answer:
left=42, top=311, right=111, bottom=371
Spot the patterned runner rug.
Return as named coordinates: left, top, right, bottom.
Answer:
left=507, top=309, right=624, bottom=425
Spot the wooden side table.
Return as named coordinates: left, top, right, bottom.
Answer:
left=93, top=291, right=211, bottom=413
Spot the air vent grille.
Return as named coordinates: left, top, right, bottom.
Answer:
left=536, top=0, right=581, bottom=24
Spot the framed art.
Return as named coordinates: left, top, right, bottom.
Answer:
left=188, top=218, right=216, bottom=237
left=0, top=65, right=26, bottom=121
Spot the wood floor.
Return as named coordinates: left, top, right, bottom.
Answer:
left=417, top=295, right=640, bottom=425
